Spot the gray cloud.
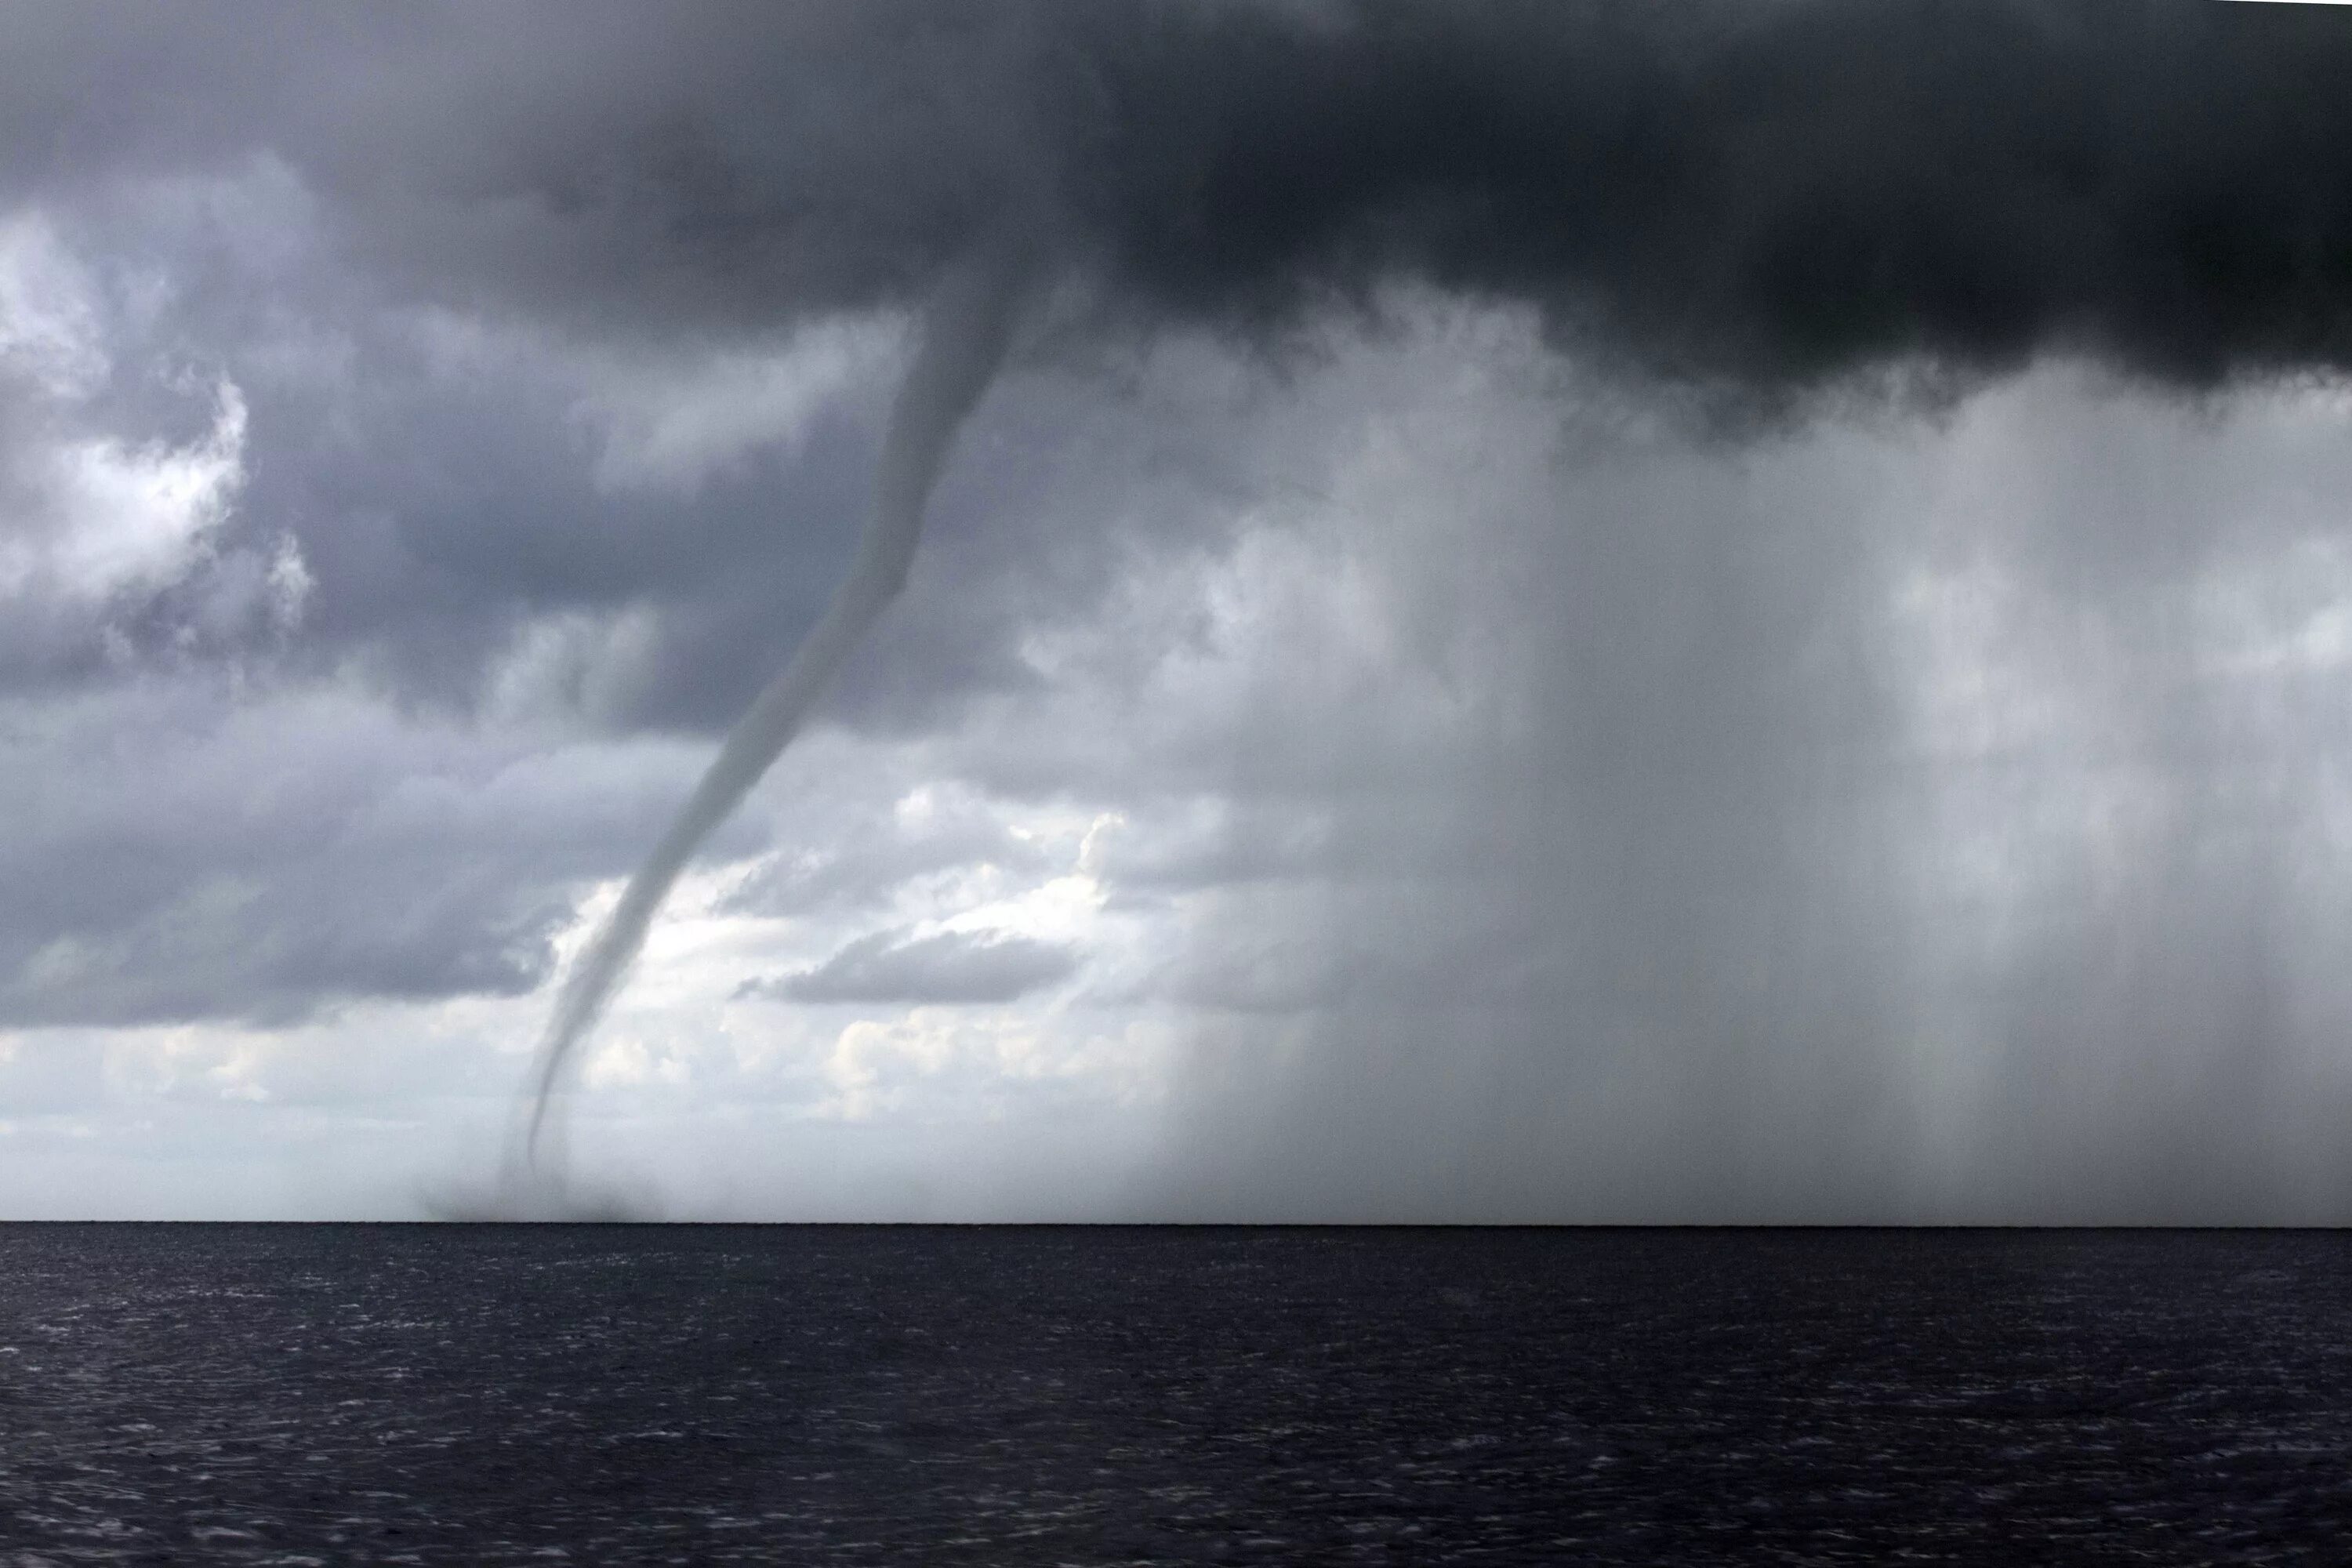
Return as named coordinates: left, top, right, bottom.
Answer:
left=0, top=675, right=738, bottom=1026
left=753, top=927, right=1080, bottom=1007
left=724, top=792, right=1062, bottom=921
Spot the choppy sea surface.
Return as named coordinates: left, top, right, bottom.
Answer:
left=2, top=1226, right=2349, bottom=1564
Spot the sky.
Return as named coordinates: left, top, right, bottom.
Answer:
left=6, top=0, right=2352, bottom=1220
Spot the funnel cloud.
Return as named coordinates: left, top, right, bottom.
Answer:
left=516, top=243, right=1031, bottom=1177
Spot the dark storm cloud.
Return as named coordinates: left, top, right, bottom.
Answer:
left=1061, top=0, right=2352, bottom=398
left=751, top=927, right=1079, bottom=1006
left=16, top=2, right=2352, bottom=397
left=16, top=0, right=2352, bottom=726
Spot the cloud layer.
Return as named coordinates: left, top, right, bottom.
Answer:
left=762, top=927, right=1080, bottom=1007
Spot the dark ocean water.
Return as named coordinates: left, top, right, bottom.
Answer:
left=1, top=1227, right=2348, bottom=1564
